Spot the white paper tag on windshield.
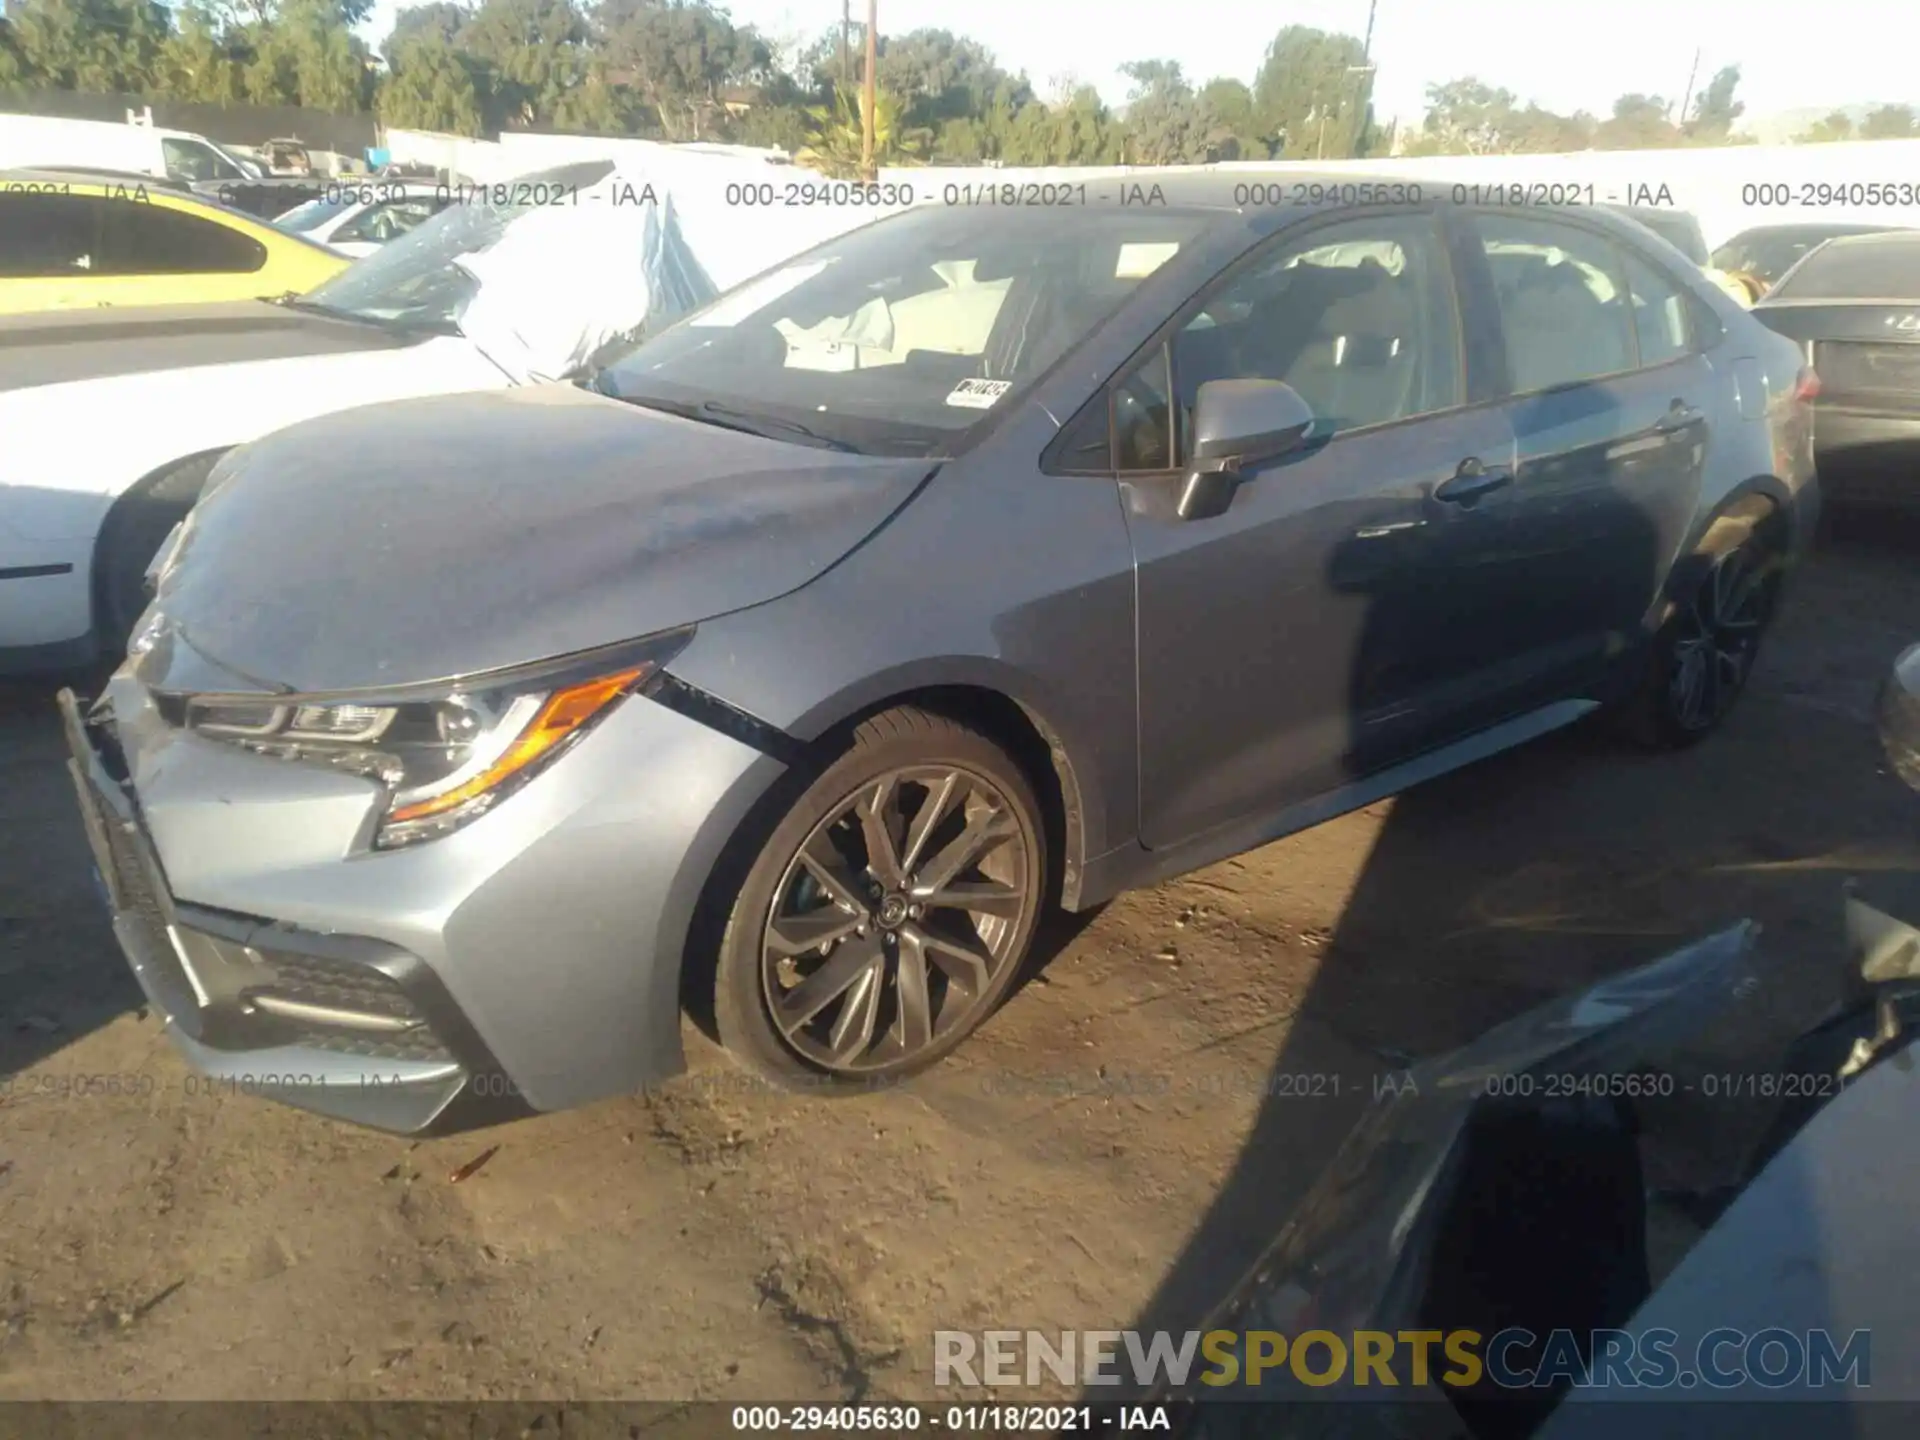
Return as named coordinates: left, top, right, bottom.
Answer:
left=946, top=378, right=1012, bottom=409
left=1115, top=242, right=1180, bottom=279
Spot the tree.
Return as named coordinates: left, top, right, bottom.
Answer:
left=1116, top=58, right=1216, bottom=165
left=154, top=2, right=248, bottom=102
left=5, top=0, right=171, bottom=93
left=378, top=31, right=485, bottom=132
left=1594, top=92, right=1681, bottom=149
left=1861, top=103, right=1920, bottom=139
left=1684, top=63, right=1743, bottom=142
left=385, top=1, right=470, bottom=54
left=456, top=0, right=597, bottom=128
left=1410, top=77, right=1517, bottom=154
left=1793, top=110, right=1853, bottom=143
left=796, top=81, right=927, bottom=176
left=242, top=0, right=375, bottom=111
left=1251, top=25, right=1372, bottom=159
left=595, top=0, right=774, bottom=140
left=876, top=27, right=1005, bottom=129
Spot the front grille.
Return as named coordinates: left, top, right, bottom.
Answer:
left=1814, top=340, right=1920, bottom=407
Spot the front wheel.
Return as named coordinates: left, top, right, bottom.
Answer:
left=712, top=708, right=1048, bottom=1090
left=1626, top=538, right=1777, bottom=749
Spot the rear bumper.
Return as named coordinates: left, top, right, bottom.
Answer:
left=58, top=669, right=781, bottom=1134
left=1813, top=408, right=1920, bottom=510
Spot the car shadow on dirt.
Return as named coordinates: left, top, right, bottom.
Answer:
left=1121, top=526, right=1920, bottom=1373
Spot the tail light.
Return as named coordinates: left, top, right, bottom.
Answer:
left=1793, top=366, right=1821, bottom=403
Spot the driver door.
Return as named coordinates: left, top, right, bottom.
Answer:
left=1121, top=209, right=1521, bottom=851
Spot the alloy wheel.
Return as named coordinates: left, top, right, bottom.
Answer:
left=1667, top=545, right=1769, bottom=733
left=759, top=764, right=1037, bottom=1074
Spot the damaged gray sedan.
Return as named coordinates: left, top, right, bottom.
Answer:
left=60, top=182, right=1819, bottom=1133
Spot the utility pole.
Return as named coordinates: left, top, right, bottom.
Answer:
left=840, top=0, right=850, bottom=90
left=1677, top=47, right=1701, bottom=129
left=861, top=0, right=878, bottom=181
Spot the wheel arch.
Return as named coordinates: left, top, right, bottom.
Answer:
left=1652, top=479, right=1793, bottom=631
left=778, top=665, right=1102, bottom=913
left=88, top=445, right=233, bottom=636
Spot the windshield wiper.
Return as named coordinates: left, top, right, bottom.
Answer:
left=266, top=294, right=461, bottom=338
left=698, top=401, right=860, bottom=454
left=603, top=392, right=860, bottom=453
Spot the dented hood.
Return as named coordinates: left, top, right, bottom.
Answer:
left=148, top=383, right=934, bottom=694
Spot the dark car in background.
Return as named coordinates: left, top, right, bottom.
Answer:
left=1714, top=221, right=1907, bottom=295
left=61, top=184, right=1818, bottom=1135
left=1753, top=229, right=1920, bottom=513
left=1610, top=205, right=1712, bottom=267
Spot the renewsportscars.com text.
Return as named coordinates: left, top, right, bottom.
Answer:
left=934, top=1327, right=1871, bottom=1391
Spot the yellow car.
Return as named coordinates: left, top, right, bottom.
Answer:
left=0, top=169, right=349, bottom=314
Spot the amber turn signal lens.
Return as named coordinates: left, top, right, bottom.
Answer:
left=387, top=667, right=646, bottom=823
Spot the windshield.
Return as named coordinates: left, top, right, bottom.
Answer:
left=275, top=196, right=350, bottom=233
left=299, top=160, right=616, bottom=330
left=1770, top=237, right=1920, bottom=301
left=598, top=204, right=1213, bottom=457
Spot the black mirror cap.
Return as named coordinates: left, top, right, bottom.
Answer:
left=1190, top=378, right=1315, bottom=466
left=1882, top=641, right=1920, bottom=794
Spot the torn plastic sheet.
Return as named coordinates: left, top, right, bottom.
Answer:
left=1163, top=921, right=1759, bottom=1439
left=453, top=171, right=718, bottom=385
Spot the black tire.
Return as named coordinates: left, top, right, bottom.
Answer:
left=93, top=453, right=225, bottom=655
left=1623, top=533, right=1779, bottom=750
left=712, top=707, right=1048, bottom=1091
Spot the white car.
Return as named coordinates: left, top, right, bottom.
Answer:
left=0, top=160, right=721, bottom=674
left=273, top=181, right=452, bottom=257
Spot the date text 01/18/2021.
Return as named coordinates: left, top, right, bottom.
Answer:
left=728, top=1404, right=1171, bottom=1432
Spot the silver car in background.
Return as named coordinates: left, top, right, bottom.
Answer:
left=62, top=181, right=1819, bottom=1133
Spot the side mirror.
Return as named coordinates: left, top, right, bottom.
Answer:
left=1176, top=379, right=1316, bottom=521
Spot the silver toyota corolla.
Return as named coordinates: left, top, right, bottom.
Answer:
left=61, top=180, right=1821, bottom=1133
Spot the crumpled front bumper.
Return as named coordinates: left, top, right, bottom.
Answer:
left=57, top=664, right=781, bottom=1134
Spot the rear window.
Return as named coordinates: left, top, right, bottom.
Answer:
left=1771, top=239, right=1920, bottom=301
left=99, top=202, right=268, bottom=275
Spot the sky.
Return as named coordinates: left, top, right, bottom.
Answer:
left=358, top=0, right=1911, bottom=129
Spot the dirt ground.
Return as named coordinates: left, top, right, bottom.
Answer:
left=2, top=530, right=1918, bottom=1409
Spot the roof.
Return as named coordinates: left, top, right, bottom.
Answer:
left=1817, top=228, right=1920, bottom=251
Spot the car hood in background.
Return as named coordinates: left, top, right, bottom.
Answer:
left=147, top=383, right=935, bottom=694
left=0, top=300, right=420, bottom=395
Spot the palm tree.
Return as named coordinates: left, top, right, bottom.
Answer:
left=796, top=84, right=930, bottom=178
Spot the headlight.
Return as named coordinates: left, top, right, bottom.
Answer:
left=179, top=631, right=693, bottom=848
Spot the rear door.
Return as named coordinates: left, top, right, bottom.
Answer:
left=1452, top=210, right=1715, bottom=701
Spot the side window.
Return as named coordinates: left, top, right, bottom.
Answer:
left=1473, top=213, right=1635, bottom=393
left=162, top=138, right=242, bottom=183
left=1620, top=250, right=1692, bottom=368
left=333, top=198, right=438, bottom=246
left=1169, top=213, right=1462, bottom=457
left=0, top=194, right=104, bottom=278
left=98, top=203, right=268, bottom=276
left=1114, top=345, right=1175, bottom=471
left=1051, top=390, right=1115, bottom=472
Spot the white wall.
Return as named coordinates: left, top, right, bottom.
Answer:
left=375, top=132, right=1920, bottom=279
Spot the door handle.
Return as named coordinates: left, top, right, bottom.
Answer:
left=1655, top=401, right=1704, bottom=433
left=1434, top=457, right=1513, bottom=504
